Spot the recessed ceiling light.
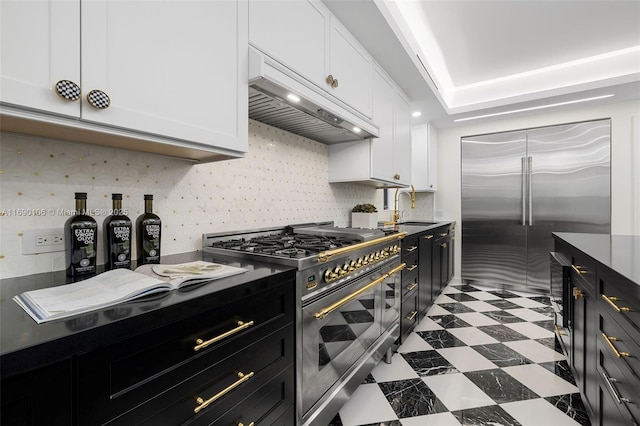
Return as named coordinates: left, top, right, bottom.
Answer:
left=353, top=127, right=361, bottom=133
left=453, top=94, right=615, bottom=122
left=412, top=111, right=422, bottom=117
left=287, top=93, right=300, bottom=103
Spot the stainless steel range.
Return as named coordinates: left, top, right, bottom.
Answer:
left=202, top=223, right=407, bottom=425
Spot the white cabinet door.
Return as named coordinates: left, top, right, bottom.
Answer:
left=370, top=68, right=395, bottom=182
left=0, top=1, right=80, bottom=117
left=411, top=123, right=438, bottom=191
left=328, top=18, right=372, bottom=118
left=249, top=0, right=328, bottom=88
left=81, top=1, right=247, bottom=152
left=393, top=91, right=412, bottom=186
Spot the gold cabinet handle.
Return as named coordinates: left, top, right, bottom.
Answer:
left=326, top=74, right=338, bottom=88
left=601, top=333, right=631, bottom=358
left=407, top=264, right=418, bottom=271
left=238, top=423, right=255, bottom=426
left=407, top=282, right=418, bottom=291
left=554, top=325, right=567, bottom=336
left=439, top=233, right=448, bottom=237
left=573, top=287, right=584, bottom=300
left=194, top=320, right=255, bottom=351
left=86, top=89, right=111, bottom=109
left=571, top=264, right=588, bottom=275
left=319, top=232, right=407, bottom=262
left=441, top=243, right=447, bottom=248
left=406, top=246, right=418, bottom=252
left=406, top=310, right=418, bottom=321
left=314, top=263, right=406, bottom=319
left=423, top=234, right=434, bottom=240
left=194, top=371, right=254, bottom=413
left=602, top=294, right=631, bottom=313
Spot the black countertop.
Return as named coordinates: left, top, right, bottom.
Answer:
left=0, top=251, right=296, bottom=378
left=388, top=221, right=455, bottom=237
left=553, top=233, right=640, bottom=285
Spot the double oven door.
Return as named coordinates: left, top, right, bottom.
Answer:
left=300, top=258, right=403, bottom=415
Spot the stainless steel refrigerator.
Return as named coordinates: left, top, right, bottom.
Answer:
left=461, top=119, right=611, bottom=291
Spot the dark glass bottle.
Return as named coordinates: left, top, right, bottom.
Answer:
left=136, top=194, right=161, bottom=265
left=104, top=193, right=132, bottom=270
left=65, top=192, right=98, bottom=277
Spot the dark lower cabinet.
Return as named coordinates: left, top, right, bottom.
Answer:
left=554, top=234, right=640, bottom=426
left=418, top=233, right=433, bottom=319
left=1, top=271, right=296, bottom=426
left=0, top=360, right=72, bottom=426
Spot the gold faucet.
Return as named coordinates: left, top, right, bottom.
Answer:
left=385, top=185, right=416, bottom=227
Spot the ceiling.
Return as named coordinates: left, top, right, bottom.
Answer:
left=323, top=0, right=640, bottom=127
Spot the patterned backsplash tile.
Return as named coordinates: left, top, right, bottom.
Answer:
left=0, top=119, right=433, bottom=278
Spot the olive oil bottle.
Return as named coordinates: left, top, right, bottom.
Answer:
left=65, top=192, right=98, bottom=277
left=136, top=194, right=161, bottom=265
left=104, top=193, right=132, bottom=270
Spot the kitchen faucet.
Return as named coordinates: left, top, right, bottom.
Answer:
left=386, top=185, right=415, bottom=227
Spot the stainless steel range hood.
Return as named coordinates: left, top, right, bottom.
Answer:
left=248, top=46, right=379, bottom=144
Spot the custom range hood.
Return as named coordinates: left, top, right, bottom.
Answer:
left=248, top=46, right=379, bottom=144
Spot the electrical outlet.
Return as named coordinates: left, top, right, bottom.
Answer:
left=23, top=228, right=65, bottom=254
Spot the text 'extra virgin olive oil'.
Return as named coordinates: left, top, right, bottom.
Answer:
left=65, top=192, right=98, bottom=277
left=136, top=194, right=161, bottom=265
left=104, top=193, right=132, bottom=270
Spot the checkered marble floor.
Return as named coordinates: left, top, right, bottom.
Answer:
left=328, top=283, right=591, bottom=426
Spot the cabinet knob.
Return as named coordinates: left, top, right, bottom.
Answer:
left=55, top=79, right=81, bottom=101
left=86, top=89, right=111, bottom=109
left=573, top=287, right=584, bottom=300
left=394, top=174, right=400, bottom=180
left=326, top=74, right=339, bottom=88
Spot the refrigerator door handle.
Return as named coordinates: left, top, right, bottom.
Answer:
left=528, top=156, right=533, bottom=226
left=521, top=156, right=527, bottom=226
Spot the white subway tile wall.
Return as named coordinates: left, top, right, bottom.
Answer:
left=0, top=120, right=433, bottom=278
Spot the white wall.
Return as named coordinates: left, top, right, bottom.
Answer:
left=435, top=99, right=640, bottom=282
left=2, top=120, right=427, bottom=279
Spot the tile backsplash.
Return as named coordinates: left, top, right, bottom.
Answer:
left=0, top=119, right=433, bottom=278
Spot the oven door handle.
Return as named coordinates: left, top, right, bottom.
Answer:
left=318, top=232, right=408, bottom=262
left=313, top=263, right=406, bottom=319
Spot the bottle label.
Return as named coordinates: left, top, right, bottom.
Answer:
left=69, top=225, right=97, bottom=275
left=113, top=226, right=130, bottom=241
left=75, top=228, right=95, bottom=244
left=146, top=224, right=160, bottom=239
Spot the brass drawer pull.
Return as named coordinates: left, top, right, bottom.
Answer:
left=314, top=263, right=406, bottom=319
left=423, top=234, right=434, bottom=239
left=194, top=320, right=255, bottom=351
left=407, top=264, right=418, bottom=271
left=441, top=243, right=447, bottom=248
left=571, top=264, right=588, bottom=275
left=573, top=287, right=584, bottom=300
left=602, top=294, right=631, bottom=313
left=194, top=371, right=254, bottom=414
left=238, top=423, right=255, bottom=426
left=601, top=332, right=631, bottom=358
left=406, top=246, right=418, bottom=252
left=439, top=233, right=448, bottom=237
left=319, top=232, right=407, bottom=262
left=407, top=282, right=418, bottom=291
left=406, top=310, right=418, bottom=321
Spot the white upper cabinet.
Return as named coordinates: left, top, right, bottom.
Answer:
left=1, top=0, right=248, bottom=162
left=249, top=0, right=372, bottom=119
left=328, top=66, right=411, bottom=187
left=327, top=18, right=373, bottom=118
left=1, top=1, right=80, bottom=117
left=249, top=0, right=328, bottom=89
left=411, top=123, right=438, bottom=191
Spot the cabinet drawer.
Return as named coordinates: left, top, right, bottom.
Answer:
left=598, top=309, right=640, bottom=406
left=596, top=372, right=637, bottom=426
left=568, top=251, right=597, bottom=289
left=597, top=329, right=639, bottom=424
left=401, top=236, right=419, bottom=259
left=78, top=284, right=292, bottom=425
left=101, top=324, right=293, bottom=426
left=186, top=367, right=294, bottom=426
left=400, top=290, right=419, bottom=343
left=598, top=268, right=640, bottom=338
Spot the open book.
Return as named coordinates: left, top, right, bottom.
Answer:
left=13, top=261, right=247, bottom=324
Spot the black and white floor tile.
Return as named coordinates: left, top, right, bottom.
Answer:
left=328, top=283, right=591, bottom=426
